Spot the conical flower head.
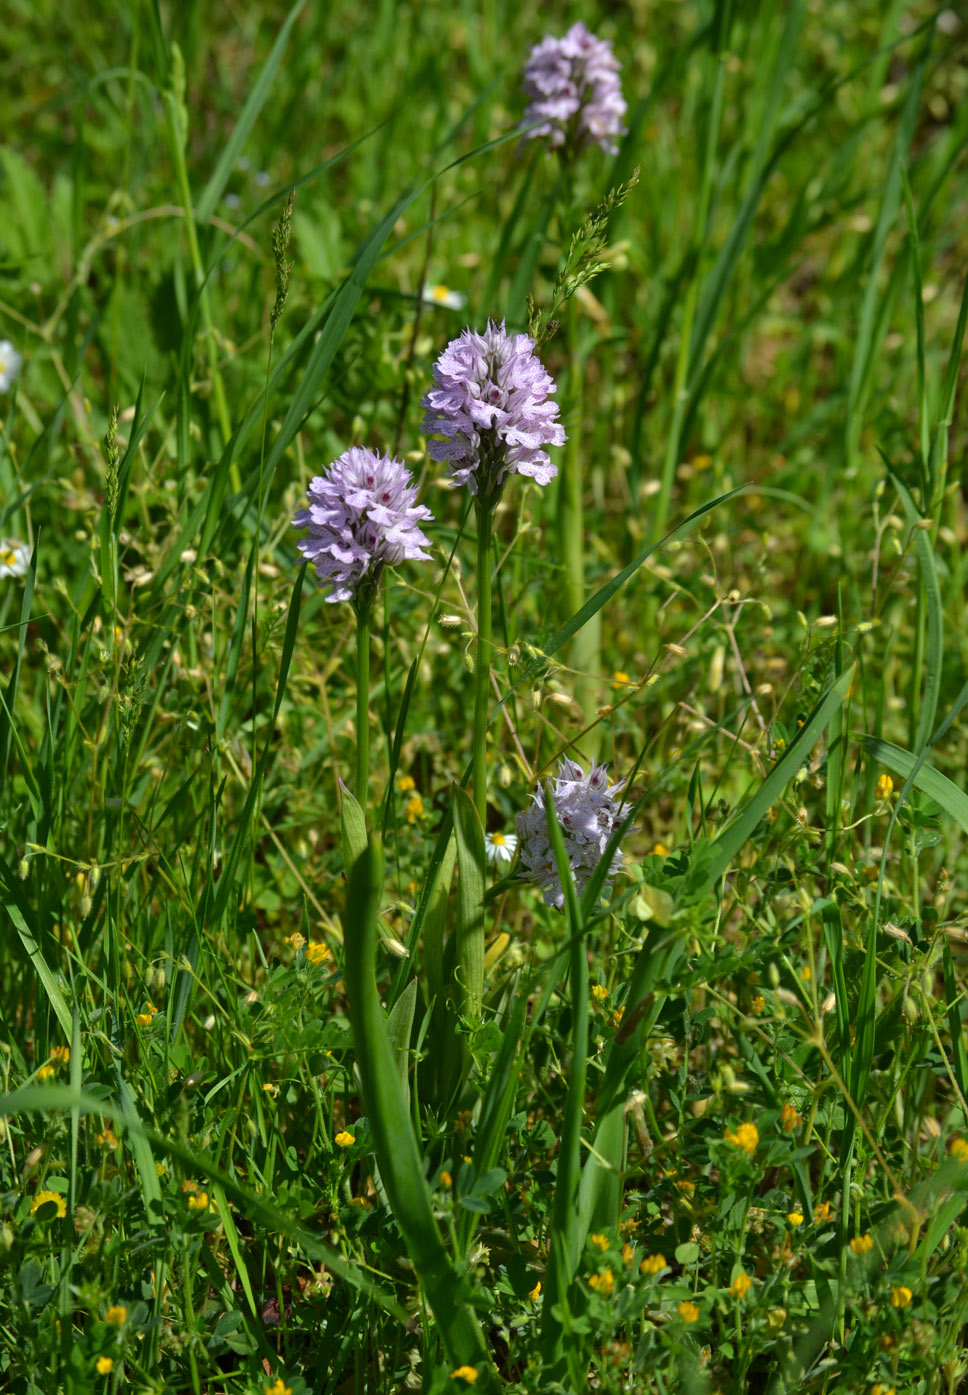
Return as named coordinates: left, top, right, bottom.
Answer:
left=421, top=319, right=565, bottom=503
left=293, top=447, right=433, bottom=605
left=516, top=758, right=626, bottom=909
left=521, top=22, right=627, bottom=155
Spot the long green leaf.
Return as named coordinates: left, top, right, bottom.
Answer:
left=195, top=2, right=306, bottom=224
left=342, top=837, right=491, bottom=1374
left=856, top=736, right=968, bottom=835
left=452, top=785, right=485, bottom=1020
left=680, top=665, right=855, bottom=901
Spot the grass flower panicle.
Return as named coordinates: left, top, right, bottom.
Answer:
left=521, top=22, right=626, bottom=155
left=293, top=447, right=433, bottom=607
left=516, top=758, right=625, bottom=909
left=421, top=319, right=565, bottom=504
left=0, top=341, right=22, bottom=392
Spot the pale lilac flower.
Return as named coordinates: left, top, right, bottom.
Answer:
left=485, top=830, right=518, bottom=866
left=0, top=538, right=30, bottom=578
left=293, top=447, right=433, bottom=606
left=0, top=341, right=23, bottom=393
left=521, top=22, right=626, bottom=155
left=516, top=758, right=625, bottom=909
left=421, top=319, right=565, bottom=501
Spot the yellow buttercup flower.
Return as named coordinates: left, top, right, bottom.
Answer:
left=187, top=1191, right=209, bottom=1210
left=639, top=1252, right=666, bottom=1276
left=449, top=1367, right=478, bottom=1385
left=650, top=841, right=670, bottom=858
left=729, top=1271, right=752, bottom=1299
left=611, top=671, right=632, bottom=689
left=591, top=1233, right=609, bottom=1251
left=105, top=1305, right=127, bottom=1326
left=890, top=1285, right=912, bottom=1308
left=849, top=1234, right=874, bottom=1256
left=95, top=1356, right=114, bottom=1374
left=724, top=1121, right=759, bottom=1155
left=405, top=794, right=424, bottom=824
left=528, top=1279, right=542, bottom=1301
left=37, top=1064, right=55, bottom=1081
left=305, top=941, right=329, bottom=965
left=678, top=1300, right=700, bottom=1323
left=439, top=1170, right=452, bottom=1189
left=397, top=774, right=416, bottom=792
left=49, top=1045, right=70, bottom=1064
left=265, top=1380, right=293, bottom=1395
left=334, top=1130, right=355, bottom=1148
left=30, top=1189, right=67, bottom=1219
left=588, top=1269, right=614, bottom=1294
left=787, top=1211, right=804, bottom=1227
left=948, top=1137, right=968, bottom=1161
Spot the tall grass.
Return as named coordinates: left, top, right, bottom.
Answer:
left=2, top=2, right=968, bottom=1392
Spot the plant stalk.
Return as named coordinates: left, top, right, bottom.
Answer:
left=472, top=505, right=493, bottom=823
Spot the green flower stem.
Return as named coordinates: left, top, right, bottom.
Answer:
left=472, top=504, right=493, bottom=824
left=160, top=91, right=234, bottom=468
left=650, top=47, right=726, bottom=547
left=559, top=294, right=601, bottom=760
left=343, top=836, right=491, bottom=1376
left=355, top=602, right=370, bottom=807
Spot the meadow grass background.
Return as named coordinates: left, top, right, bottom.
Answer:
left=3, top=1, right=968, bottom=1391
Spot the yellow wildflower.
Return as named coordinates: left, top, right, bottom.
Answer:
left=612, top=1005, right=625, bottom=1027
left=948, top=1137, right=968, bottom=1161
left=871, top=1386, right=896, bottom=1395
left=612, top=671, right=632, bottom=689
left=37, top=1064, right=55, bottom=1081
left=591, top=984, right=608, bottom=1003
left=691, top=454, right=713, bottom=471
left=779, top=1101, right=802, bottom=1133
left=875, top=773, right=894, bottom=800
left=650, top=841, right=670, bottom=858
left=405, top=794, right=424, bottom=824
left=678, top=1300, right=700, bottom=1323
left=591, top=1233, right=609, bottom=1251
left=96, top=1356, right=114, bottom=1374
left=729, top=1271, right=752, bottom=1299
left=305, top=941, right=329, bottom=965
left=849, top=1234, right=874, bottom=1256
left=265, top=1380, right=293, bottom=1395
left=187, top=1191, right=209, bottom=1211
left=439, top=1170, right=452, bottom=1189
left=724, top=1121, right=759, bottom=1155
left=449, top=1367, right=478, bottom=1385
left=622, top=1243, right=635, bottom=1265
left=787, top=1211, right=804, bottom=1227
left=588, top=1269, right=614, bottom=1295
left=263, top=1082, right=279, bottom=1098
left=813, top=1201, right=831, bottom=1223
left=640, top=1253, right=666, bottom=1276
left=105, top=1305, right=127, bottom=1326
left=397, top=774, right=416, bottom=792
left=890, top=1285, right=912, bottom=1308
left=96, top=1129, right=119, bottom=1150
left=135, top=1002, right=158, bottom=1027
left=283, top=932, right=306, bottom=952
left=334, top=1131, right=356, bottom=1148
left=49, top=1046, right=70, bottom=1064
left=767, top=1307, right=787, bottom=1331
left=30, top=1189, right=67, bottom=1219
left=751, top=994, right=765, bottom=1013
left=528, top=1279, right=542, bottom=1301
left=155, top=1161, right=167, bottom=1177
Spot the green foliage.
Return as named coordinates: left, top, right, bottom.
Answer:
left=2, top=1, right=968, bottom=1392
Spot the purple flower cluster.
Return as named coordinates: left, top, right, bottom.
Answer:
left=521, top=22, right=627, bottom=155
left=516, top=758, right=625, bottom=909
left=293, top=447, right=433, bottom=606
left=420, top=319, right=565, bottom=502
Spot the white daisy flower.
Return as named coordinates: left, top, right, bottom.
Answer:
left=0, top=341, right=23, bottom=393
left=485, top=830, right=518, bottom=866
left=422, top=283, right=466, bottom=310
left=0, top=538, right=30, bottom=578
